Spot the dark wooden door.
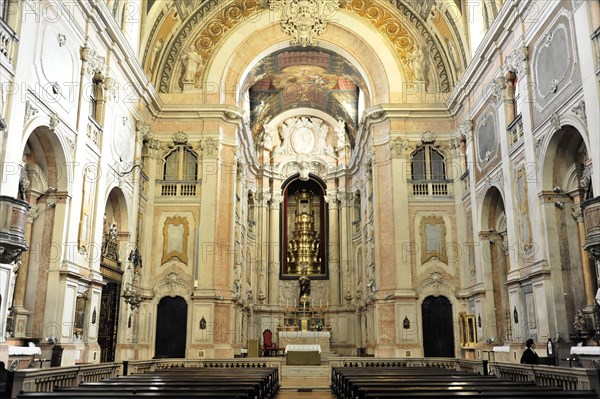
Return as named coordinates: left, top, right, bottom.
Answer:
left=422, top=295, right=455, bottom=357
left=98, top=281, right=120, bottom=363
left=155, top=296, right=187, bottom=358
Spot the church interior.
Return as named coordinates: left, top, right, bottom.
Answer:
left=0, top=0, right=600, bottom=396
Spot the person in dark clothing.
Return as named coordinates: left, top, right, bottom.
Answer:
left=0, top=361, right=12, bottom=397
left=520, top=338, right=540, bottom=364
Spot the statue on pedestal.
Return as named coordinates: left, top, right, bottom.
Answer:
left=299, top=267, right=311, bottom=302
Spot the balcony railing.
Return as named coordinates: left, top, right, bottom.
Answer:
left=409, top=180, right=452, bottom=197
left=87, top=117, right=102, bottom=147
left=0, top=18, right=17, bottom=66
left=507, top=114, right=523, bottom=149
left=157, top=180, right=200, bottom=197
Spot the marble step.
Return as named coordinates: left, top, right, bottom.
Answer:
left=280, top=365, right=331, bottom=390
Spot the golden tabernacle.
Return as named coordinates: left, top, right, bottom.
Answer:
left=287, top=189, right=322, bottom=275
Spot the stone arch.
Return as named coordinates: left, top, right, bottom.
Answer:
left=479, top=185, right=510, bottom=343
left=17, top=124, right=70, bottom=338
left=214, top=19, right=396, bottom=107
left=20, top=124, right=71, bottom=194
left=540, top=124, right=591, bottom=335
left=104, top=187, right=130, bottom=235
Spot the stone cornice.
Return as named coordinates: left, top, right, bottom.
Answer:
left=446, top=0, right=532, bottom=117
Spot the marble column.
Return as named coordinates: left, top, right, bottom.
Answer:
left=268, top=192, right=283, bottom=305
left=326, top=191, right=339, bottom=307
left=337, top=190, right=352, bottom=304
left=573, top=203, right=596, bottom=307
left=12, top=205, right=38, bottom=336
left=256, top=190, right=271, bottom=304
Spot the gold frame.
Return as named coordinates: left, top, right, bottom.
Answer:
left=162, top=216, right=189, bottom=264
left=420, top=216, right=447, bottom=263
left=459, top=312, right=477, bottom=347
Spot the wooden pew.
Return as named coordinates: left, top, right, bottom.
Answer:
left=332, top=366, right=598, bottom=399
left=17, top=366, right=279, bottom=399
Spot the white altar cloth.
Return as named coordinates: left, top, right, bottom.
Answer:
left=8, top=346, right=41, bottom=356
left=279, top=331, right=330, bottom=352
left=493, top=346, right=510, bottom=353
left=570, top=346, right=600, bottom=355
left=285, top=344, right=322, bottom=354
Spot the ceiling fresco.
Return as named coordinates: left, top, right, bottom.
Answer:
left=245, top=48, right=366, bottom=144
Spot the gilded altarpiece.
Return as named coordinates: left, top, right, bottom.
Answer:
left=281, top=178, right=328, bottom=279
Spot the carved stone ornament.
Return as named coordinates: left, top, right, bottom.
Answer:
left=571, top=99, right=587, bottom=126
left=200, top=138, right=218, bottom=158
left=269, top=0, right=340, bottom=47
left=136, top=119, right=151, bottom=140
left=171, top=131, right=188, bottom=146
left=456, top=119, right=473, bottom=142
left=421, top=131, right=436, bottom=144
left=57, top=33, right=66, bottom=47
left=275, top=116, right=334, bottom=156
left=503, top=46, right=529, bottom=76
left=390, top=137, right=409, bottom=158
left=550, top=112, right=561, bottom=131
left=80, top=46, right=106, bottom=76
left=489, top=76, right=507, bottom=104
left=49, top=112, right=60, bottom=130
left=24, top=100, right=38, bottom=125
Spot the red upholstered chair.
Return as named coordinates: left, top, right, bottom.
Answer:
left=262, top=329, right=282, bottom=357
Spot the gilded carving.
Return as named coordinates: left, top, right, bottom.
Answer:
left=159, top=0, right=261, bottom=92
left=162, top=216, right=190, bottom=264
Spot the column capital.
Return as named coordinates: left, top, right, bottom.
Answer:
left=270, top=192, right=284, bottom=209
left=337, top=191, right=354, bottom=206
left=325, top=191, right=338, bottom=209
left=256, top=190, right=271, bottom=207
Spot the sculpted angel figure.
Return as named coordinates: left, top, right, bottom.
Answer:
left=181, top=46, right=202, bottom=82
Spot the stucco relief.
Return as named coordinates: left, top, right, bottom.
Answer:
left=162, top=216, right=190, bottom=264
left=275, top=116, right=334, bottom=157
left=269, top=0, right=340, bottom=47
left=533, top=23, right=574, bottom=110
left=476, top=112, right=497, bottom=164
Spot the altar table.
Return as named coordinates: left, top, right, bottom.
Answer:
left=285, top=344, right=321, bottom=365
left=278, top=331, right=330, bottom=353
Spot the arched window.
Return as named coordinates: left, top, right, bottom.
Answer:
left=410, top=146, right=448, bottom=196
left=160, top=146, right=199, bottom=196
left=411, top=146, right=446, bottom=181
left=163, top=146, right=198, bottom=181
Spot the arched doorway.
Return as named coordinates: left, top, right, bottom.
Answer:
left=155, top=296, right=187, bottom=358
left=98, top=187, right=129, bottom=362
left=422, top=296, right=455, bottom=357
